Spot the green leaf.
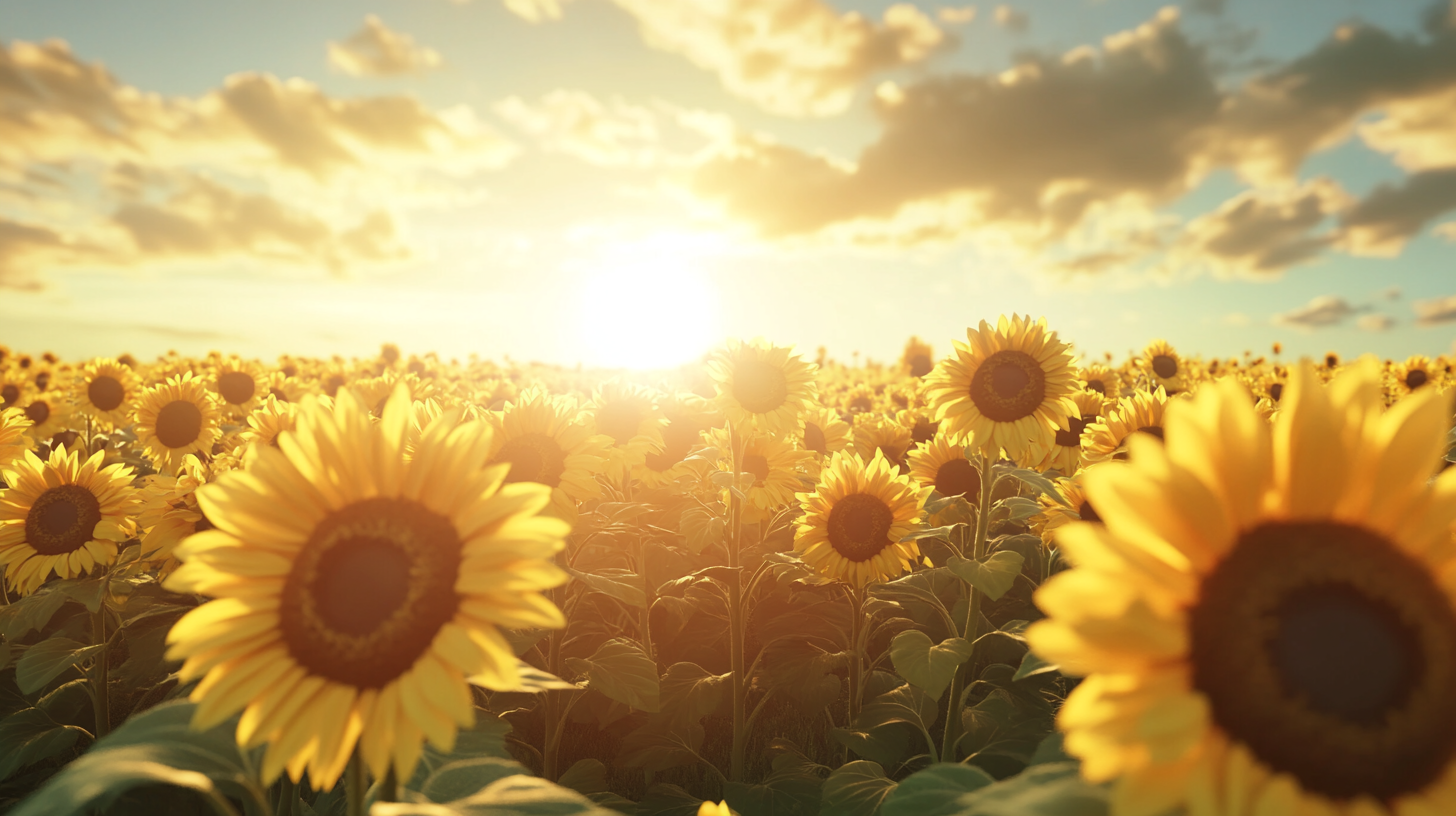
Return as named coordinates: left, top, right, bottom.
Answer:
left=879, top=763, right=994, bottom=816
left=660, top=662, right=729, bottom=726
left=995, top=497, right=1043, bottom=522
left=900, top=525, right=964, bottom=543
left=422, top=757, right=529, bottom=804
left=566, top=567, right=648, bottom=609
left=0, top=707, right=86, bottom=781
left=1012, top=650, right=1059, bottom=682
left=565, top=638, right=661, bottom=713
left=996, top=467, right=1059, bottom=499
left=889, top=762, right=1107, bottom=816
left=819, top=761, right=896, bottom=816
left=0, top=588, right=71, bottom=641
left=7, top=700, right=270, bottom=816
left=639, top=783, right=712, bottom=816
left=53, top=576, right=108, bottom=614
left=503, top=661, right=581, bottom=692
left=406, top=715, right=514, bottom=792
left=725, top=753, right=825, bottom=816
left=888, top=631, right=973, bottom=701
left=947, top=552, right=1025, bottom=602
left=618, top=722, right=706, bottom=773
left=834, top=684, right=940, bottom=767
left=375, top=775, right=618, bottom=816
left=16, top=637, right=101, bottom=694
left=556, top=758, right=609, bottom=796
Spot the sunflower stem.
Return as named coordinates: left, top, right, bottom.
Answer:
left=939, top=454, right=994, bottom=762
left=274, top=775, right=296, bottom=816
left=90, top=606, right=110, bottom=739
left=727, top=426, right=748, bottom=784
left=847, top=584, right=866, bottom=726
left=346, top=748, right=366, bottom=816
left=543, top=551, right=568, bottom=782
left=377, top=766, right=397, bottom=804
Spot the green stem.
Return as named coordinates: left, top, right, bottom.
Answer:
left=543, top=553, right=567, bottom=782
left=274, top=775, right=296, bottom=816
left=377, top=766, right=397, bottom=804
left=939, top=454, right=995, bottom=762
left=727, top=427, right=748, bottom=784
left=638, top=539, right=655, bottom=662
left=346, top=749, right=366, bottom=816
left=91, top=607, right=110, bottom=739
left=847, top=585, right=865, bottom=726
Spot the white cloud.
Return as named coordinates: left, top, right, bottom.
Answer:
left=1357, top=313, right=1396, bottom=332
left=328, top=15, right=444, bottom=77
left=1414, top=294, right=1456, bottom=326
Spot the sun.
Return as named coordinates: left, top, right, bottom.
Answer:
left=574, top=237, right=722, bottom=370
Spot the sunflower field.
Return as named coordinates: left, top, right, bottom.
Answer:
left=0, top=320, right=1453, bottom=816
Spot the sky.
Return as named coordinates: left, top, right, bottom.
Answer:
left=1, top=0, right=1454, bottom=369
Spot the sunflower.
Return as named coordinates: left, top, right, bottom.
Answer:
left=901, top=337, right=935, bottom=379
left=134, top=373, right=224, bottom=474
left=905, top=434, right=981, bottom=502
left=163, top=387, right=571, bottom=789
left=1032, top=472, right=1100, bottom=548
left=1080, top=387, right=1175, bottom=467
left=0, top=368, right=27, bottom=411
left=1391, top=354, right=1438, bottom=397
left=898, top=407, right=940, bottom=449
left=707, top=339, right=818, bottom=437
left=853, top=414, right=912, bottom=472
left=1035, top=390, right=1105, bottom=475
left=236, top=396, right=299, bottom=462
left=485, top=389, right=610, bottom=518
left=211, top=357, right=267, bottom=418
left=793, top=450, right=930, bottom=587
left=136, top=454, right=224, bottom=573
left=1078, top=364, right=1122, bottom=399
left=0, top=446, right=138, bottom=595
left=73, top=358, right=141, bottom=430
left=707, top=426, right=813, bottom=524
left=635, top=393, right=718, bottom=490
left=0, top=407, right=33, bottom=477
left=17, top=391, right=73, bottom=443
left=1028, top=359, right=1456, bottom=816
left=925, top=315, right=1079, bottom=467
left=799, top=406, right=852, bottom=458
left=1141, top=339, right=1184, bottom=392
left=590, top=380, right=666, bottom=483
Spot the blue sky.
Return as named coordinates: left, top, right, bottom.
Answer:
left=0, top=0, right=1452, bottom=367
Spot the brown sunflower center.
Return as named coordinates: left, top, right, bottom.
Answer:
left=933, top=457, right=980, bottom=499
left=1406, top=369, right=1428, bottom=390
left=25, top=484, right=103, bottom=555
left=827, top=493, right=895, bottom=562
left=280, top=497, right=461, bottom=689
left=1151, top=354, right=1178, bottom=379
left=218, top=371, right=256, bottom=405
left=969, top=350, right=1046, bottom=423
left=1189, top=521, right=1456, bottom=802
left=596, top=402, right=644, bottom=446
left=155, top=399, right=203, bottom=449
left=88, top=376, right=125, bottom=412
left=24, top=400, right=50, bottom=425
left=325, top=374, right=346, bottom=397
left=495, top=432, right=567, bottom=488
left=1075, top=500, right=1100, bottom=523
left=644, top=422, right=697, bottom=473
left=732, top=360, right=789, bottom=414
left=742, top=453, right=770, bottom=487
left=804, top=422, right=828, bottom=456
left=1085, top=379, right=1106, bottom=394
left=1268, top=382, right=1284, bottom=402
left=1054, top=415, right=1093, bottom=448
left=908, top=353, right=934, bottom=378
left=849, top=395, right=874, bottom=413
left=911, top=419, right=939, bottom=445
left=1112, top=425, right=1164, bottom=460
left=1, top=384, right=18, bottom=407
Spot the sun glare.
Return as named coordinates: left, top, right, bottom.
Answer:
left=575, top=244, right=721, bottom=370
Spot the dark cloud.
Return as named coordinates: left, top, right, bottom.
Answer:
left=1179, top=180, right=1345, bottom=276
left=994, top=5, right=1029, bottom=33
left=1272, top=294, right=1365, bottom=328
left=1414, top=294, right=1456, bottom=325
left=1340, top=168, right=1456, bottom=255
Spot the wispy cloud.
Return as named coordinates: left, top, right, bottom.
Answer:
left=327, top=15, right=444, bottom=77
left=1273, top=294, right=1365, bottom=329
left=1414, top=294, right=1456, bottom=325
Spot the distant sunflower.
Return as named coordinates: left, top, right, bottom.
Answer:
left=1029, top=360, right=1456, bottom=816
left=1032, top=472, right=1099, bottom=548
left=799, top=406, right=852, bottom=458
left=897, top=407, right=940, bottom=449
left=164, top=387, right=571, bottom=789
left=18, top=391, right=72, bottom=442
left=1141, top=339, right=1184, bottom=392
left=905, top=434, right=981, bottom=502
left=211, top=357, right=266, bottom=418
left=73, top=358, right=141, bottom=430
left=707, top=426, right=813, bottom=524
left=485, top=390, right=610, bottom=518
left=0, top=446, right=138, bottom=595
left=1035, top=390, right=1105, bottom=475
left=635, top=393, right=718, bottom=490
left=590, top=381, right=666, bottom=482
left=925, top=315, right=1079, bottom=466
left=901, top=337, right=935, bottom=378
left=0, top=407, right=33, bottom=477
left=1081, top=387, right=1176, bottom=467
left=236, top=396, right=299, bottom=461
left=794, top=450, right=929, bottom=587
left=1392, top=354, right=1438, bottom=396
left=137, top=454, right=223, bottom=573
left=853, top=414, right=912, bottom=472
left=707, top=339, right=818, bottom=436
left=0, top=369, right=26, bottom=410
left=1077, top=364, right=1122, bottom=399
left=134, top=373, right=223, bottom=474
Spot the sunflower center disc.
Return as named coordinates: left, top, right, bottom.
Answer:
left=933, top=458, right=980, bottom=499
left=1055, top=415, right=1093, bottom=448
left=1086, top=379, right=1106, bottom=394
left=281, top=497, right=462, bottom=689
left=155, top=399, right=203, bottom=448
left=88, top=376, right=125, bottom=412
left=911, top=420, right=939, bottom=445
left=26, top=484, right=103, bottom=555
left=1, top=384, right=17, bottom=407
left=24, top=400, right=50, bottom=425
left=496, top=433, right=567, bottom=487
left=803, top=422, right=828, bottom=456
left=596, top=402, right=644, bottom=446
left=1406, top=369, right=1428, bottom=390
left=1076, top=500, right=1100, bottom=523
left=742, top=453, right=770, bottom=487
left=1151, top=354, right=1178, bottom=379
left=827, top=493, right=895, bottom=562
left=909, top=353, right=934, bottom=378
left=969, top=350, right=1046, bottom=422
left=644, top=423, right=697, bottom=472
left=1190, top=521, right=1456, bottom=802
left=218, top=371, right=256, bottom=405
left=733, top=360, right=789, bottom=414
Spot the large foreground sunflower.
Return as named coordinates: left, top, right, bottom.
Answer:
left=0, top=446, right=138, bottom=594
left=135, top=373, right=223, bottom=474
left=164, top=387, right=571, bottom=789
left=707, top=339, right=818, bottom=436
left=926, top=315, right=1079, bottom=466
left=1028, top=360, right=1456, bottom=816
left=794, top=450, right=929, bottom=587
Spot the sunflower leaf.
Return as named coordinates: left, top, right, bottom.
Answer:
left=1012, top=650, right=1059, bottom=683
left=819, top=760, right=896, bottom=816
left=566, top=638, right=661, bottom=713
left=565, top=567, right=648, bottom=609
left=660, top=661, right=730, bottom=726
left=900, top=525, right=963, bottom=543
left=994, top=497, right=1044, bottom=522
left=0, top=706, right=86, bottom=782
left=508, top=661, right=581, bottom=692
left=878, top=763, right=994, bottom=816
left=996, top=467, right=1058, bottom=499
left=16, top=637, right=101, bottom=695
left=947, top=552, right=1025, bottom=602
left=889, top=631, right=974, bottom=701
left=375, top=775, right=618, bottom=816
left=0, top=587, right=72, bottom=641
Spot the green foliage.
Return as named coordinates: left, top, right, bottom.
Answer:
left=818, top=761, right=896, bottom=816
left=947, top=552, right=1026, bottom=602
left=15, top=637, right=101, bottom=695
left=565, top=638, right=662, bottom=713
left=887, top=631, right=973, bottom=701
